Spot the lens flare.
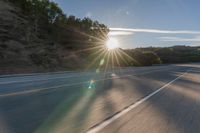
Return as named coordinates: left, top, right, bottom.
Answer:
left=106, top=37, right=119, bottom=50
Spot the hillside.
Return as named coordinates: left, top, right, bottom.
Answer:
left=0, top=0, right=108, bottom=74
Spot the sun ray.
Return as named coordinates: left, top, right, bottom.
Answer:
left=72, top=45, right=104, bottom=54
left=104, top=51, right=111, bottom=75
left=111, top=51, right=115, bottom=72
left=113, top=50, right=122, bottom=74
left=118, top=48, right=141, bottom=66
left=93, top=24, right=108, bottom=40
left=85, top=49, right=107, bottom=70
left=115, top=50, right=130, bottom=66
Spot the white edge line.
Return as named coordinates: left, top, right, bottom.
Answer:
left=86, top=69, right=191, bottom=133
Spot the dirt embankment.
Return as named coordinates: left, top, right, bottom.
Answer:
left=0, top=1, right=87, bottom=75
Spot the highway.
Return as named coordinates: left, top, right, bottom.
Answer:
left=0, top=64, right=200, bottom=133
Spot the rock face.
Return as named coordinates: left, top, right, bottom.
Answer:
left=0, top=1, right=67, bottom=74
left=0, top=1, right=33, bottom=72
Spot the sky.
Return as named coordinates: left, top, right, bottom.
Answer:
left=53, top=0, right=200, bottom=48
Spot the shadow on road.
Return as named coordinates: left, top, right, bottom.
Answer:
left=0, top=65, right=199, bottom=133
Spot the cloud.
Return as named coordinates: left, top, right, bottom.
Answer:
left=108, top=31, right=133, bottom=36
left=109, top=28, right=200, bottom=34
left=160, top=36, right=200, bottom=42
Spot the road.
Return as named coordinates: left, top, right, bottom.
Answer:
left=0, top=64, right=200, bottom=133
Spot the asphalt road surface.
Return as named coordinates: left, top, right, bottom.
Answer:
left=0, top=64, right=200, bottom=133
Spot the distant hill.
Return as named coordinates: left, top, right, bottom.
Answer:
left=122, top=46, right=200, bottom=66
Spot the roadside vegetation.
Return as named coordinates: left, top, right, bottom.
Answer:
left=121, top=46, right=200, bottom=66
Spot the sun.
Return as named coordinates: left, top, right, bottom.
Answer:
left=106, top=37, right=119, bottom=50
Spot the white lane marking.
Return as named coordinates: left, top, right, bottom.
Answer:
left=0, top=68, right=171, bottom=97
left=86, top=69, right=190, bottom=133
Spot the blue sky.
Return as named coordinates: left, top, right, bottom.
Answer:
left=53, top=0, right=200, bottom=48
